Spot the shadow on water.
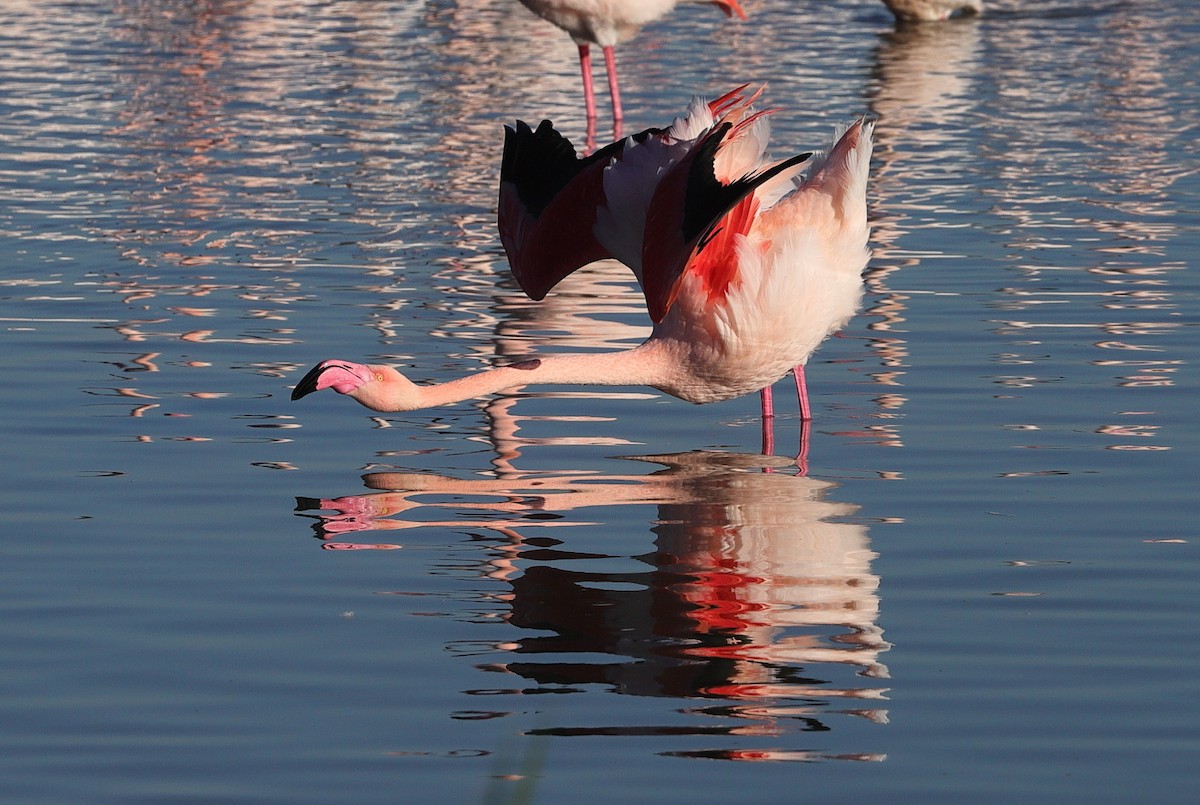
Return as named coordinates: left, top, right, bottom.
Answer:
left=296, top=448, right=890, bottom=764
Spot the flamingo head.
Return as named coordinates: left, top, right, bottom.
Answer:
left=291, top=360, right=419, bottom=411
left=291, top=360, right=376, bottom=399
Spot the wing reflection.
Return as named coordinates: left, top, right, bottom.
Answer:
left=297, top=450, right=890, bottom=753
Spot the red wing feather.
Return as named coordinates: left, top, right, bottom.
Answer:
left=640, top=123, right=811, bottom=322
left=685, top=194, right=759, bottom=307
left=498, top=120, right=658, bottom=300
left=498, top=168, right=610, bottom=300
left=498, top=120, right=610, bottom=299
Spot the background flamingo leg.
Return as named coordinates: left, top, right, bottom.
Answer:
left=577, top=44, right=597, bottom=123
left=602, top=45, right=623, bottom=133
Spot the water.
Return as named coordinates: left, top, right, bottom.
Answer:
left=2, top=0, right=1198, bottom=801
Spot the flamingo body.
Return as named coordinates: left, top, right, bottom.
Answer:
left=881, top=0, right=983, bottom=22
left=293, top=86, right=875, bottom=436
left=499, top=86, right=873, bottom=405
left=516, top=0, right=682, bottom=47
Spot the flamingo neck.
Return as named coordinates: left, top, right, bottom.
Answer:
left=367, top=344, right=672, bottom=412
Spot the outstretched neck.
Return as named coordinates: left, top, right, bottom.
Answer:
left=355, top=344, right=674, bottom=412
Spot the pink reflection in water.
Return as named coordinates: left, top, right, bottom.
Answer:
left=297, top=449, right=892, bottom=751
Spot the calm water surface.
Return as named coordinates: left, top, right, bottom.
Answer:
left=2, top=0, right=1198, bottom=802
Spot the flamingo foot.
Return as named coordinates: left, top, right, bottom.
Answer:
left=760, top=385, right=776, bottom=457
left=760, top=385, right=779, bottom=474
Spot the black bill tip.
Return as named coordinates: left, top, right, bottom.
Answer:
left=290, top=362, right=329, bottom=401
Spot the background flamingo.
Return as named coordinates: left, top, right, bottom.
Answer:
left=880, top=0, right=983, bottom=22
left=511, top=0, right=747, bottom=138
left=292, top=86, right=874, bottom=458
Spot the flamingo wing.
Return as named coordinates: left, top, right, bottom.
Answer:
left=639, top=123, right=812, bottom=322
left=498, top=120, right=657, bottom=300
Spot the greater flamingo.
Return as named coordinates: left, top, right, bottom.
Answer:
left=292, top=86, right=874, bottom=457
left=511, top=0, right=747, bottom=135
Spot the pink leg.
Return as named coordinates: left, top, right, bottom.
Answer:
left=760, top=385, right=775, bottom=456
left=793, top=364, right=811, bottom=422
left=602, top=45, right=623, bottom=131
left=577, top=44, right=597, bottom=123
left=793, top=367, right=811, bottom=474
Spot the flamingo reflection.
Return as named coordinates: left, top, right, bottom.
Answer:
left=297, top=450, right=890, bottom=751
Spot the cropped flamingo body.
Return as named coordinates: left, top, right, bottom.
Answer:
left=880, top=0, right=982, bottom=22
left=292, top=86, right=874, bottom=453
left=512, top=0, right=746, bottom=130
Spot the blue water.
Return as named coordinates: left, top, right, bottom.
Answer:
left=2, top=0, right=1198, bottom=802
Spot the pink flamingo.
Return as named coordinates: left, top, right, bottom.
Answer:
left=292, top=86, right=874, bottom=457
left=880, top=0, right=982, bottom=23
left=512, top=0, right=747, bottom=134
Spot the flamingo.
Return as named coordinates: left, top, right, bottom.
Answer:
left=292, top=86, right=874, bottom=457
left=880, top=0, right=982, bottom=23
left=511, top=0, right=747, bottom=135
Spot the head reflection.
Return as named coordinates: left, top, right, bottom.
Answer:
left=298, top=450, right=890, bottom=748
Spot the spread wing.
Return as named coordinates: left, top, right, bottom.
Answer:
left=498, top=120, right=655, bottom=300
left=639, top=122, right=811, bottom=322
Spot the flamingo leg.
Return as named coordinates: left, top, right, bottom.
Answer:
left=602, top=45, right=623, bottom=133
left=577, top=44, right=598, bottom=123
left=793, top=366, right=811, bottom=475
left=793, top=364, right=812, bottom=422
left=760, top=385, right=775, bottom=456
left=764, top=379, right=810, bottom=473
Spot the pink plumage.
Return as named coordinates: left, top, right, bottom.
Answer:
left=293, top=86, right=874, bottom=458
